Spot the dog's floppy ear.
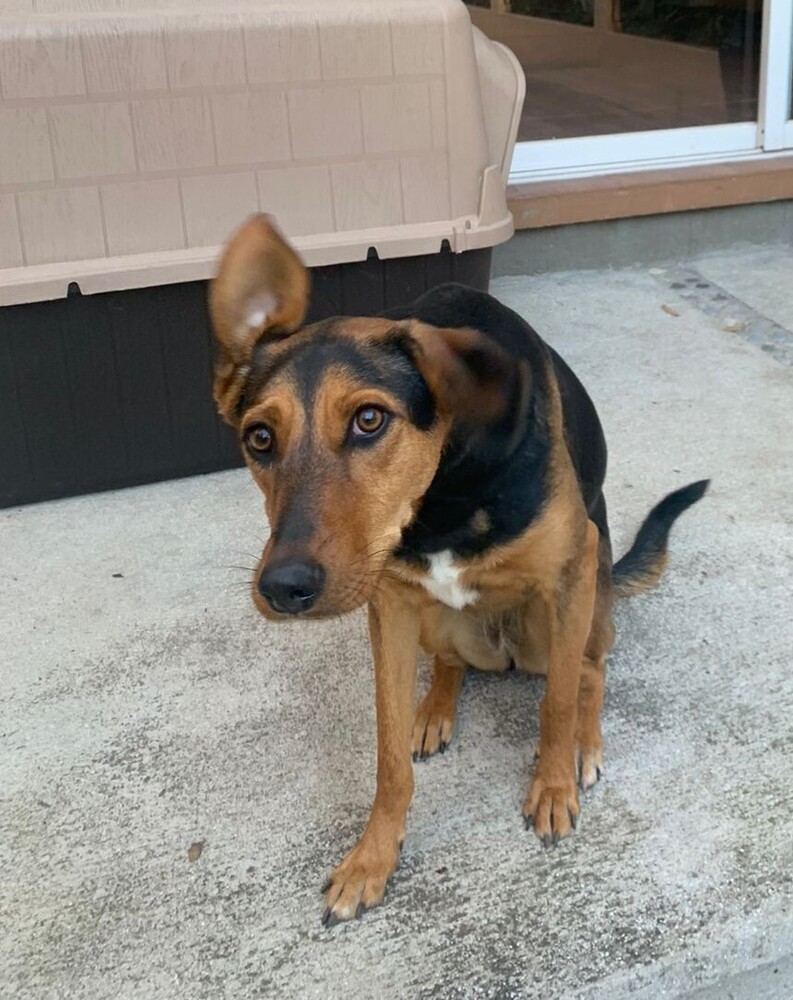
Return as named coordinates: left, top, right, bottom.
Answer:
left=210, top=214, right=309, bottom=423
left=404, top=323, right=531, bottom=428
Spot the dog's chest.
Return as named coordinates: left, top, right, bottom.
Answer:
left=420, top=551, right=479, bottom=610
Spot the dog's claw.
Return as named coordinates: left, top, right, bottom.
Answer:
left=322, top=838, right=399, bottom=926
left=570, top=810, right=578, bottom=830
left=411, top=697, right=457, bottom=761
left=523, top=813, right=534, bottom=830
left=577, top=747, right=604, bottom=791
left=321, top=907, right=340, bottom=928
left=320, top=878, right=332, bottom=895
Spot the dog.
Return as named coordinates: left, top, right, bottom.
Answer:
left=209, top=214, right=708, bottom=925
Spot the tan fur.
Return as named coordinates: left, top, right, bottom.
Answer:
left=406, top=323, right=530, bottom=424
left=411, top=656, right=466, bottom=758
left=242, top=359, right=449, bottom=620
left=612, top=549, right=668, bottom=598
left=469, top=508, right=492, bottom=535
left=210, top=216, right=619, bottom=923
left=323, top=580, right=421, bottom=922
left=210, top=214, right=310, bottom=424
left=402, top=372, right=617, bottom=842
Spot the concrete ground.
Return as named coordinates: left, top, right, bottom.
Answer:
left=2, top=245, right=792, bottom=1000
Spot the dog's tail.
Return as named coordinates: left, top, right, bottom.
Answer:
left=612, top=479, right=710, bottom=598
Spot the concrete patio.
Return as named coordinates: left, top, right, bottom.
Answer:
left=2, top=244, right=792, bottom=999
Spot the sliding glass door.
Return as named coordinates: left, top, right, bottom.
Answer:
left=465, top=0, right=793, bottom=179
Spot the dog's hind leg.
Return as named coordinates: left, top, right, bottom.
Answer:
left=576, top=531, right=616, bottom=790
left=412, top=656, right=466, bottom=759
left=523, top=519, right=599, bottom=845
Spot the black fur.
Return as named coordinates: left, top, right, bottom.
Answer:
left=240, top=282, right=706, bottom=582
left=613, top=479, right=710, bottom=593
left=384, top=284, right=609, bottom=563
left=385, top=284, right=706, bottom=580
left=242, top=322, right=436, bottom=432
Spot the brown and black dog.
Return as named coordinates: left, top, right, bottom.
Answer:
left=209, top=215, right=708, bottom=925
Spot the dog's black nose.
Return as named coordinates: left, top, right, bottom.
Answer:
left=257, top=560, right=325, bottom=615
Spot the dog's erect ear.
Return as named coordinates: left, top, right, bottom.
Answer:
left=404, top=323, right=531, bottom=430
left=209, top=214, right=310, bottom=365
left=210, top=214, right=309, bottom=424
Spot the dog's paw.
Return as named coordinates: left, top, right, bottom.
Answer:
left=577, top=743, right=603, bottom=792
left=522, top=772, right=580, bottom=847
left=411, top=697, right=456, bottom=760
left=321, top=833, right=402, bottom=926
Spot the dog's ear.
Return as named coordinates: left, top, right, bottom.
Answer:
left=210, top=214, right=309, bottom=423
left=404, top=323, right=531, bottom=428
left=210, top=213, right=309, bottom=363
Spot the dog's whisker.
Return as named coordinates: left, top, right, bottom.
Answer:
left=315, top=532, right=334, bottom=557
left=229, top=547, right=264, bottom=560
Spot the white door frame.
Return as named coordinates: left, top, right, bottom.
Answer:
left=502, top=0, right=793, bottom=183
left=509, top=124, right=760, bottom=181
left=759, top=0, right=793, bottom=148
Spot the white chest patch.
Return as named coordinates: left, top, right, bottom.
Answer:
left=421, top=551, right=479, bottom=609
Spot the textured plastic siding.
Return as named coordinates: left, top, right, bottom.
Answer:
left=0, top=0, right=521, bottom=305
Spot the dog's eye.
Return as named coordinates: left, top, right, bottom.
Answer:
left=352, top=406, right=387, bottom=438
left=244, top=424, right=274, bottom=455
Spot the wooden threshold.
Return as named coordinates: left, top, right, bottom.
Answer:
left=508, top=156, right=793, bottom=229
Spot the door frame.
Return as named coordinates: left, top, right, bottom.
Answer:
left=759, top=0, right=793, bottom=149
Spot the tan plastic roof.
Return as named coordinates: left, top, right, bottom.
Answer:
left=0, top=0, right=524, bottom=305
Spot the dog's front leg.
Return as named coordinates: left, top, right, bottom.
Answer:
left=322, top=588, right=419, bottom=925
left=523, top=519, right=599, bottom=845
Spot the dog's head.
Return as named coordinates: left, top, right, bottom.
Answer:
left=210, top=215, right=519, bottom=619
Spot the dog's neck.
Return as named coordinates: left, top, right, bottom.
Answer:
left=394, top=407, right=551, bottom=567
